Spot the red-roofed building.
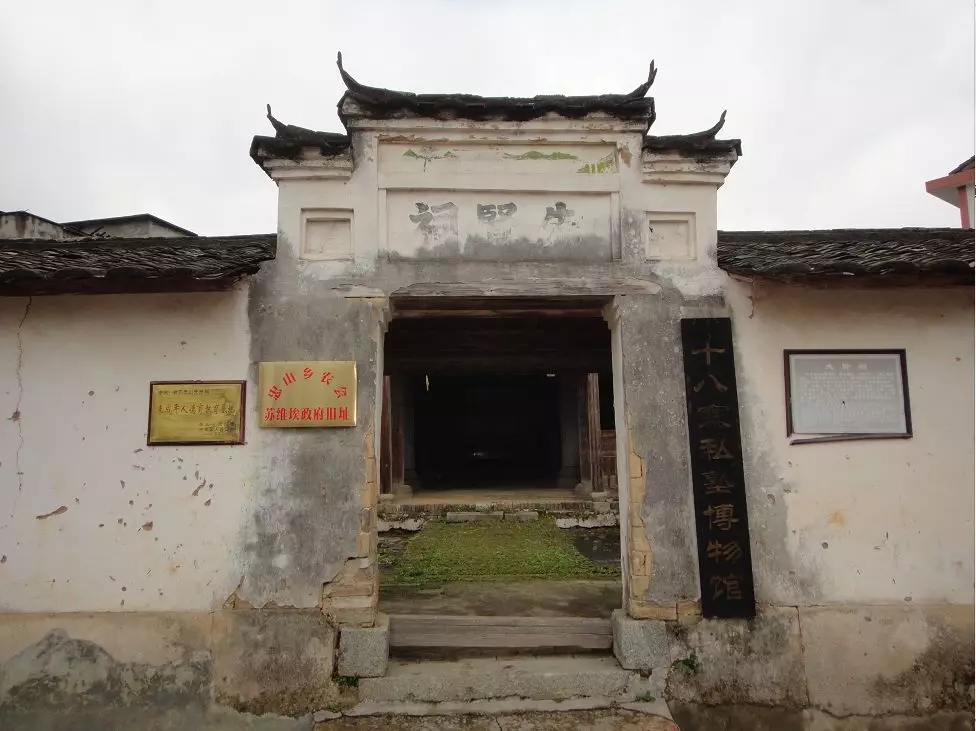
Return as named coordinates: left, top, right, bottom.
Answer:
left=925, top=155, right=975, bottom=227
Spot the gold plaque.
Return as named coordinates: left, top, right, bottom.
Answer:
left=148, top=381, right=245, bottom=446
left=259, top=361, right=357, bottom=428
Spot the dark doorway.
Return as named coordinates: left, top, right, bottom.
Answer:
left=413, top=374, right=561, bottom=487
left=381, top=297, right=617, bottom=498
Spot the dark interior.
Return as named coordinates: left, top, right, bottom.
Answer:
left=413, top=374, right=561, bottom=486
left=384, top=298, right=615, bottom=492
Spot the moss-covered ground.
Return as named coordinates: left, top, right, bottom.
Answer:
left=380, top=517, right=621, bottom=585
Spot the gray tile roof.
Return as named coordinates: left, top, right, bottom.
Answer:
left=643, top=110, right=742, bottom=159
left=250, top=105, right=351, bottom=171
left=252, top=55, right=744, bottom=169
left=0, top=234, right=276, bottom=295
left=718, top=228, right=974, bottom=284
left=949, top=156, right=975, bottom=175
left=335, top=53, right=658, bottom=125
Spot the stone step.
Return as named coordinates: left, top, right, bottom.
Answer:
left=389, top=614, right=613, bottom=654
left=359, top=655, right=639, bottom=704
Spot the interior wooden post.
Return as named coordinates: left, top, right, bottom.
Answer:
left=391, top=374, right=406, bottom=495
left=586, top=372, right=602, bottom=493
left=576, top=373, right=600, bottom=497
left=380, top=375, right=392, bottom=495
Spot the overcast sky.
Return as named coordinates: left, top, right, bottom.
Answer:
left=1, top=1, right=972, bottom=235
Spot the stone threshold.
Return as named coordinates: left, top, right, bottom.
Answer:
left=357, top=655, right=667, bottom=706
left=379, top=494, right=619, bottom=519
left=379, top=508, right=619, bottom=531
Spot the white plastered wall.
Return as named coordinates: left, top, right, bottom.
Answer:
left=729, top=280, right=975, bottom=605
left=0, top=288, right=253, bottom=612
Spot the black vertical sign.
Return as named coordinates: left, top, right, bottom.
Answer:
left=681, top=318, right=756, bottom=619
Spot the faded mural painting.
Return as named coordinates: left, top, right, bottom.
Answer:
left=402, top=147, right=457, bottom=171
left=384, top=144, right=618, bottom=177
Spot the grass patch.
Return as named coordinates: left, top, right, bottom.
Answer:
left=385, top=517, right=620, bottom=585
left=673, top=650, right=702, bottom=676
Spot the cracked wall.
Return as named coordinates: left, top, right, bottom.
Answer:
left=0, top=290, right=254, bottom=612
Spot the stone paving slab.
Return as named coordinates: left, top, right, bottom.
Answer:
left=360, top=656, right=633, bottom=703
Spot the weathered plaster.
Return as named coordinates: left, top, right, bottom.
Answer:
left=0, top=608, right=340, bottom=721
left=800, top=604, right=974, bottom=716
left=212, top=609, right=338, bottom=715
left=729, top=282, right=975, bottom=606
left=614, top=293, right=699, bottom=608
left=0, top=628, right=211, bottom=713
left=0, top=290, right=253, bottom=612
left=666, top=605, right=808, bottom=708
left=243, top=239, right=386, bottom=609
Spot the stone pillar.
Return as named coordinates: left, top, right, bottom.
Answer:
left=610, top=295, right=700, bottom=621
left=245, top=268, right=389, bottom=615
left=557, top=374, right=580, bottom=490
left=321, top=298, right=389, bottom=628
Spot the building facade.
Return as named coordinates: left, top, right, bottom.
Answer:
left=0, top=59, right=973, bottom=727
left=926, top=155, right=975, bottom=228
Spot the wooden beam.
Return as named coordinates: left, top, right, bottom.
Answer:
left=387, top=354, right=611, bottom=375
left=394, top=308, right=607, bottom=319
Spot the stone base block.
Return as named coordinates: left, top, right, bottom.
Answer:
left=612, top=609, right=668, bottom=672
left=360, top=655, right=631, bottom=703
left=556, top=475, right=578, bottom=491
left=574, top=481, right=594, bottom=498
left=338, top=613, right=389, bottom=678
left=211, top=609, right=339, bottom=715
left=667, top=605, right=807, bottom=708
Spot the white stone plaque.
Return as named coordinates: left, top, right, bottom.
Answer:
left=301, top=209, right=353, bottom=260
left=786, top=351, right=911, bottom=437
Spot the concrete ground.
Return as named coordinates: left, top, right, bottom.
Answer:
left=669, top=705, right=975, bottom=730
left=0, top=707, right=677, bottom=731
left=316, top=709, right=678, bottom=730
left=7, top=705, right=970, bottom=730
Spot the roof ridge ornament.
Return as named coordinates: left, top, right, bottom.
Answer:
left=266, top=104, right=290, bottom=137
left=336, top=50, right=657, bottom=104
left=337, top=51, right=371, bottom=98
left=628, top=61, right=658, bottom=98
left=690, top=110, right=727, bottom=139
